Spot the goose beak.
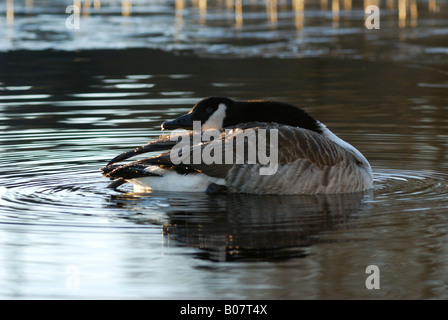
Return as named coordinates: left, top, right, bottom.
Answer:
left=161, top=113, right=194, bottom=130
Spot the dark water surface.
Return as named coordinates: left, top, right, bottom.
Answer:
left=1, top=0, right=448, bottom=299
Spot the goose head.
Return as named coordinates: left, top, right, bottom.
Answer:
left=161, top=97, right=372, bottom=175
left=161, top=97, right=233, bottom=131
left=161, top=97, right=322, bottom=133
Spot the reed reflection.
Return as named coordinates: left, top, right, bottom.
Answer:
left=175, top=0, right=185, bottom=37
left=235, top=0, right=243, bottom=28
left=3, top=0, right=441, bottom=31
left=293, top=0, right=304, bottom=30
left=6, top=0, right=14, bottom=25
left=332, top=0, right=339, bottom=27
left=266, top=0, right=278, bottom=24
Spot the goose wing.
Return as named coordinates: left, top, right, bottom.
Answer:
left=211, top=123, right=362, bottom=194
left=102, top=123, right=355, bottom=182
left=184, top=122, right=358, bottom=183
left=106, top=134, right=178, bottom=166
left=102, top=137, right=189, bottom=180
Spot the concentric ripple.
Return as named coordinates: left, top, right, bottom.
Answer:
left=0, top=169, right=118, bottom=228
left=373, top=169, right=448, bottom=203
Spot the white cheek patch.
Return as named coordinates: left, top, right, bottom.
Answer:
left=202, top=103, right=227, bottom=130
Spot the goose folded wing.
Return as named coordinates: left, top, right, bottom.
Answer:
left=106, top=134, right=178, bottom=166
left=187, top=123, right=353, bottom=176
left=102, top=123, right=354, bottom=182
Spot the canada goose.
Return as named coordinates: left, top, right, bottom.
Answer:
left=101, top=97, right=373, bottom=194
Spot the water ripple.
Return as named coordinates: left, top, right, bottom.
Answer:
left=373, top=169, right=448, bottom=203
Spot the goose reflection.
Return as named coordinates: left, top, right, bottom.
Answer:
left=108, top=191, right=372, bottom=262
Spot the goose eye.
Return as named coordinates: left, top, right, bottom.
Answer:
left=206, top=107, right=213, bottom=114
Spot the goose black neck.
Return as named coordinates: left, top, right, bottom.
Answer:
left=224, top=100, right=322, bottom=133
